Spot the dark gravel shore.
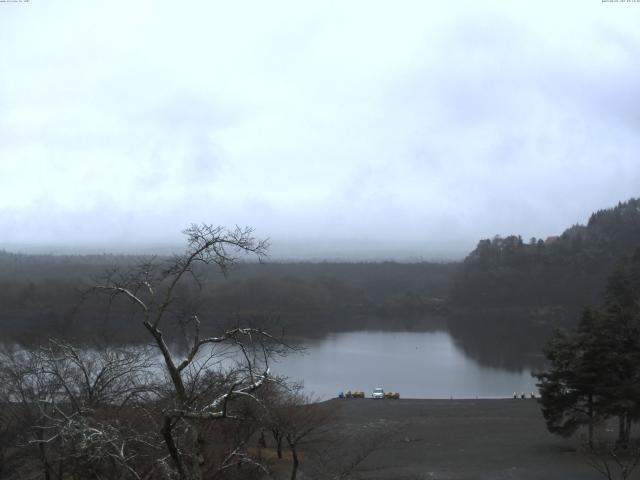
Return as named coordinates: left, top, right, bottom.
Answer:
left=299, top=398, right=616, bottom=480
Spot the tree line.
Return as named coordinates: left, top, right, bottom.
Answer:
left=0, top=251, right=455, bottom=343
left=451, top=198, right=640, bottom=307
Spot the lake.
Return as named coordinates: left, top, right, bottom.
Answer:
left=271, top=330, right=538, bottom=400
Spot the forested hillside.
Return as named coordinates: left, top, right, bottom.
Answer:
left=451, top=198, right=640, bottom=307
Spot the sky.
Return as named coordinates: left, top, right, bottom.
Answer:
left=1, top=0, right=639, bottom=260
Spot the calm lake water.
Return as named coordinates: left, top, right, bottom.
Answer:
left=272, top=330, right=538, bottom=400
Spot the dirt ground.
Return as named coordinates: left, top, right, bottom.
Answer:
left=267, top=398, right=634, bottom=480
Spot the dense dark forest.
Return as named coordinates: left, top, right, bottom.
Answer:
left=451, top=198, right=640, bottom=308
left=0, top=253, right=455, bottom=342
left=2, top=198, right=639, bottom=345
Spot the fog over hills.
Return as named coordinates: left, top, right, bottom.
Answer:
left=2, top=237, right=472, bottom=262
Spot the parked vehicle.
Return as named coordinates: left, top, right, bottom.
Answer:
left=372, top=387, right=384, bottom=399
left=345, top=390, right=365, bottom=398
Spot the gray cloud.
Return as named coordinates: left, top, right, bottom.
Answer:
left=1, top=1, right=639, bottom=259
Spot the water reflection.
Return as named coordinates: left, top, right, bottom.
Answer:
left=447, top=312, right=550, bottom=372
left=272, top=330, right=538, bottom=400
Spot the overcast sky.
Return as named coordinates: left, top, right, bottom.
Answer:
left=1, top=1, right=639, bottom=259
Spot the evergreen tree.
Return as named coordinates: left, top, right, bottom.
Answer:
left=535, top=250, right=640, bottom=447
left=598, top=256, right=640, bottom=446
left=534, top=309, right=605, bottom=447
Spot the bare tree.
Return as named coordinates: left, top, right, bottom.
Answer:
left=582, top=440, right=640, bottom=480
left=94, top=224, right=291, bottom=480
left=258, top=380, right=296, bottom=460
left=40, top=339, right=158, bottom=410
left=284, top=398, right=331, bottom=480
left=0, top=344, right=64, bottom=480
left=0, top=407, right=13, bottom=479
left=261, top=386, right=332, bottom=480
left=0, top=340, right=160, bottom=480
